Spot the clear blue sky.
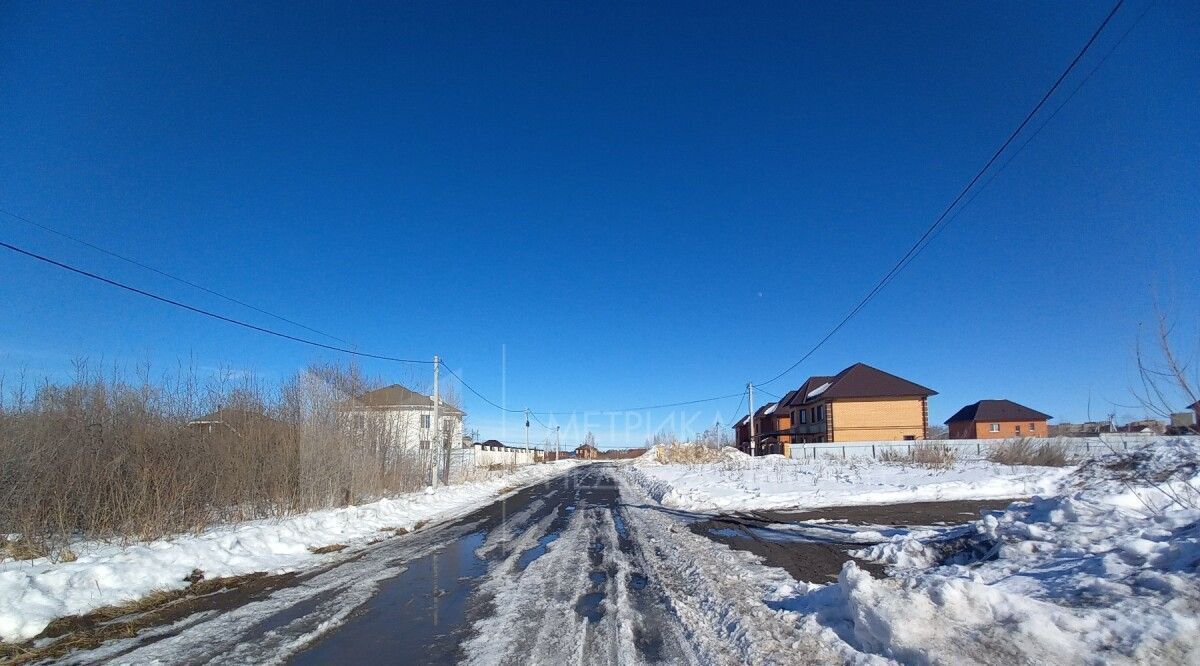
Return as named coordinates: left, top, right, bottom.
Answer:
left=1, top=1, right=1197, bottom=447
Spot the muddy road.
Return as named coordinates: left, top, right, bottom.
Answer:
left=57, top=465, right=1016, bottom=665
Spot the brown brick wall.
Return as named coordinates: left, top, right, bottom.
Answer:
left=966, top=419, right=1049, bottom=439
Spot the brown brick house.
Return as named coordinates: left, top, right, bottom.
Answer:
left=733, top=414, right=751, bottom=451
left=776, top=363, right=936, bottom=443
left=944, top=399, right=1051, bottom=439
left=749, top=400, right=794, bottom=455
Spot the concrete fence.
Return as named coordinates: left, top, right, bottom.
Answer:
left=787, top=435, right=1197, bottom=461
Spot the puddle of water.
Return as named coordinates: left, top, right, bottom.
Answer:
left=515, top=531, right=560, bottom=571
left=290, top=530, right=489, bottom=666
left=574, top=591, right=606, bottom=623
left=708, top=527, right=743, bottom=539
left=612, top=512, right=629, bottom=539
left=629, top=573, right=648, bottom=591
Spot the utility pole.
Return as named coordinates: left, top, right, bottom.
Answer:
left=524, top=408, right=530, bottom=460
left=431, top=355, right=440, bottom=489
left=747, top=381, right=756, bottom=457
left=556, top=426, right=561, bottom=462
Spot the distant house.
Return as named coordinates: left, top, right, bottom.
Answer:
left=187, top=407, right=283, bottom=437
left=736, top=363, right=935, bottom=450
left=944, top=399, right=1051, bottom=439
left=733, top=415, right=751, bottom=451
left=338, top=384, right=464, bottom=452
left=1114, top=419, right=1164, bottom=436
left=742, top=398, right=795, bottom=456
left=574, top=443, right=599, bottom=460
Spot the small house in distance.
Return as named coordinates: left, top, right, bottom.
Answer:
left=574, top=443, right=599, bottom=460
left=187, top=407, right=283, bottom=437
left=945, top=399, right=1051, bottom=439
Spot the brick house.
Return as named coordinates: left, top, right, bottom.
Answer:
left=777, top=363, right=936, bottom=444
left=740, top=400, right=794, bottom=456
left=944, top=399, right=1051, bottom=439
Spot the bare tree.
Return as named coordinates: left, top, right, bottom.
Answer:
left=1132, top=308, right=1199, bottom=433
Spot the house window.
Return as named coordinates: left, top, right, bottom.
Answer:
left=1029, top=422, right=1036, bottom=431
left=421, top=414, right=431, bottom=428
left=817, top=405, right=825, bottom=422
left=1015, top=425, right=1022, bottom=434
left=419, top=440, right=431, bottom=450
left=799, top=410, right=807, bottom=424
left=989, top=423, right=1000, bottom=432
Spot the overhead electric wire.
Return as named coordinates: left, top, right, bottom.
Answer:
left=873, top=0, right=1156, bottom=295
left=437, top=361, right=525, bottom=413
left=0, top=239, right=434, bottom=364
left=0, top=0, right=1141, bottom=421
left=0, top=207, right=352, bottom=345
left=755, top=0, right=1127, bottom=388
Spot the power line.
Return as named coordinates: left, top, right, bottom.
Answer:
left=756, top=0, right=1127, bottom=387
left=874, top=0, right=1156, bottom=298
left=450, top=0, right=1138, bottom=417
left=439, top=358, right=742, bottom=415
left=0, top=239, right=434, bottom=364
left=0, top=207, right=352, bottom=345
left=437, top=361, right=525, bottom=413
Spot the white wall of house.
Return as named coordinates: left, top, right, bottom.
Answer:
left=344, top=406, right=464, bottom=453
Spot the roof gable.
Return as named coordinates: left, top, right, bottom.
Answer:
left=944, top=399, right=1051, bottom=424
left=352, top=384, right=464, bottom=414
left=820, top=363, right=937, bottom=401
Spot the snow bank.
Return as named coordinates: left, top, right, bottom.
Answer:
left=0, top=460, right=579, bottom=644
left=626, top=453, right=1072, bottom=512
left=775, top=439, right=1200, bottom=663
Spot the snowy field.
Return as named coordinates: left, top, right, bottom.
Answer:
left=623, top=441, right=1200, bottom=663
left=0, top=460, right=580, bottom=644
left=625, top=448, right=1074, bottom=512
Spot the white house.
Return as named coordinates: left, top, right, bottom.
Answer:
left=339, top=384, right=464, bottom=453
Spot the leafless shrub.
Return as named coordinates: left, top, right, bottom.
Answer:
left=987, top=438, right=1072, bottom=467
left=651, top=431, right=725, bottom=465
left=1132, top=308, right=1198, bottom=433
left=878, top=442, right=957, bottom=468
left=0, top=359, right=438, bottom=552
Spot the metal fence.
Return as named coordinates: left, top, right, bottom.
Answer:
left=787, top=435, right=1196, bottom=461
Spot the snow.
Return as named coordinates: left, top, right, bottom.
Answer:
left=0, top=460, right=580, bottom=644
left=624, top=440, right=1200, bottom=662
left=768, top=439, right=1200, bottom=663
left=764, top=402, right=779, bottom=415
left=627, top=452, right=1072, bottom=512
left=806, top=382, right=831, bottom=399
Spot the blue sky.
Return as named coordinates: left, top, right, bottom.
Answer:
left=1, top=1, right=1197, bottom=447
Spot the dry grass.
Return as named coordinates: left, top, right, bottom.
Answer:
left=987, top=438, right=1072, bottom=467
left=0, top=360, right=441, bottom=553
left=878, top=442, right=958, bottom=468
left=0, top=572, right=277, bottom=665
left=654, top=443, right=725, bottom=465
left=307, top=543, right=347, bottom=555
left=0, top=537, right=46, bottom=561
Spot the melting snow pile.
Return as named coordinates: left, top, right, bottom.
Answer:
left=775, top=440, right=1200, bottom=664
left=0, top=460, right=580, bottom=644
left=627, top=451, right=1072, bottom=512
